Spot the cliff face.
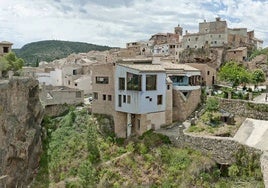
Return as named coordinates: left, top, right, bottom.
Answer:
left=0, top=77, right=44, bottom=187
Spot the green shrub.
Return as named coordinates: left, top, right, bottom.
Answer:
left=135, top=143, right=148, bottom=155
left=206, top=97, right=219, bottom=112
left=78, top=161, right=96, bottom=187
left=228, top=165, right=239, bottom=178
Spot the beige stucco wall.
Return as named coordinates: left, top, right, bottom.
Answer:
left=172, top=88, right=201, bottom=121
left=91, top=63, right=115, bottom=116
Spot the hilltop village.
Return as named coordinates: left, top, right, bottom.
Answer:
left=14, top=17, right=266, bottom=138
left=1, top=17, right=268, bottom=187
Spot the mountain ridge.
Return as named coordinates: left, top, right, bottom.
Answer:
left=13, top=40, right=113, bottom=66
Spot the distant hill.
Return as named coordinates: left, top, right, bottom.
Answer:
left=13, top=40, right=113, bottom=66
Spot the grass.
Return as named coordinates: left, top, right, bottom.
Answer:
left=187, top=113, right=245, bottom=137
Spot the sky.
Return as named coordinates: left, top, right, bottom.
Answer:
left=0, top=0, right=267, bottom=48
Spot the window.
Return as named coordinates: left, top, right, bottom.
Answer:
left=167, top=85, right=170, bottom=90
left=157, top=95, right=163, bottom=105
left=195, top=37, right=198, bottom=41
left=93, top=92, right=98, bottom=100
left=170, top=76, right=184, bottom=83
left=136, top=119, right=141, bottom=131
left=219, top=34, right=221, bottom=38
left=123, top=95, right=126, bottom=103
left=214, top=41, right=217, bottom=44
left=76, top=91, right=82, bottom=98
left=3, top=47, right=9, bottom=53
left=73, top=70, right=77, bottom=75
left=75, top=83, right=77, bottom=86
left=146, top=75, right=157, bottom=90
left=119, top=77, right=125, bottom=90
left=127, top=95, right=131, bottom=104
left=118, top=95, right=122, bottom=107
left=68, top=80, right=70, bottom=85
left=103, top=94, right=106, bottom=101
left=96, top=76, right=109, bottom=84
left=207, top=71, right=210, bottom=75
left=108, top=95, right=112, bottom=101
left=127, top=72, right=142, bottom=91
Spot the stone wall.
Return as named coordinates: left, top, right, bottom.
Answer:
left=44, top=104, right=70, bottom=117
left=0, top=77, right=44, bottom=187
left=168, top=128, right=262, bottom=164
left=173, top=89, right=201, bottom=122
left=219, top=98, right=268, bottom=120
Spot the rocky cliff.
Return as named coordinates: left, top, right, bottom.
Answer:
left=0, top=77, right=44, bottom=187
left=179, top=48, right=224, bottom=69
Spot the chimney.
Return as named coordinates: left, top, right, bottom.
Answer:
left=216, top=17, right=221, bottom=21
left=186, top=30, right=188, bottom=35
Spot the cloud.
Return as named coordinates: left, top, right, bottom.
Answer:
left=0, top=0, right=267, bottom=48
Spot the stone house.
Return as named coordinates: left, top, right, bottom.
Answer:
left=0, top=41, right=12, bottom=56
left=23, top=56, right=95, bottom=95
left=183, top=18, right=228, bottom=49
left=39, top=85, right=84, bottom=106
left=247, top=30, right=263, bottom=50
left=92, top=59, right=201, bottom=138
left=153, top=43, right=177, bottom=56
left=185, top=63, right=217, bottom=87
left=126, top=42, right=142, bottom=55
left=226, top=47, right=247, bottom=63
left=227, top=28, right=248, bottom=48
left=182, top=17, right=262, bottom=50
left=126, top=41, right=153, bottom=56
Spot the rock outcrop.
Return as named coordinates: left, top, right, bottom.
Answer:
left=247, top=54, right=268, bottom=77
left=0, top=77, right=44, bottom=187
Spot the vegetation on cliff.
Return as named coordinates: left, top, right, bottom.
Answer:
left=32, top=109, right=264, bottom=187
left=13, top=40, right=113, bottom=66
left=0, top=52, right=24, bottom=76
left=249, top=47, right=268, bottom=61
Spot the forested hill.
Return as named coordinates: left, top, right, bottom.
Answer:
left=13, top=40, right=113, bottom=66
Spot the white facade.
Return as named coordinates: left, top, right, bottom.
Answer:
left=36, top=68, right=63, bottom=86
left=115, top=64, right=166, bottom=114
left=153, top=44, right=169, bottom=55
left=74, top=75, right=92, bottom=95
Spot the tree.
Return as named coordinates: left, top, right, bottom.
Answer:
left=218, top=61, right=251, bottom=88
left=5, top=52, right=24, bottom=71
left=0, top=57, right=10, bottom=77
left=0, top=52, right=25, bottom=77
left=206, top=97, right=219, bottom=112
left=251, top=69, right=266, bottom=88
